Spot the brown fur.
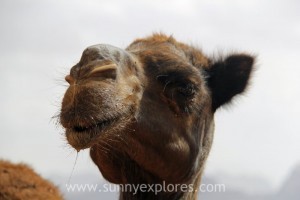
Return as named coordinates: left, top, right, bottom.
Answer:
left=0, top=160, right=63, bottom=200
left=60, top=33, right=254, bottom=200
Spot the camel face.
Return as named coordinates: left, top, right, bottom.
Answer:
left=60, top=34, right=254, bottom=186
left=60, top=44, right=143, bottom=151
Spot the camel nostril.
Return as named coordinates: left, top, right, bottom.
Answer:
left=65, top=75, right=75, bottom=85
left=88, top=63, right=117, bottom=79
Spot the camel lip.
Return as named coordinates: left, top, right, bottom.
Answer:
left=72, top=118, right=114, bottom=133
left=65, top=116, right=120, bottom=150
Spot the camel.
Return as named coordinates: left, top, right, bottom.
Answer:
left=0, top=160, right=63, bottom=200
left=60, top=33, right=254, bottom=200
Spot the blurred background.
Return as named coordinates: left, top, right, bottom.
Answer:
left=0, top=0, right=299, bottom=199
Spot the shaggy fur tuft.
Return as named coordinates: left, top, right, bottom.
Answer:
left=0, top=160, right=63, bottom=200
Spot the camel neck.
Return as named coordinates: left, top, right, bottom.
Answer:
left=120, top=184, right=197, bottom=200
left=118, top=180, right=199, bottom=200
left=119, top=190, right=184, bottom=200
left=117, top=158, right=201, bottom=200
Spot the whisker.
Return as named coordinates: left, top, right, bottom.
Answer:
left=67, top=151, right=79, bottom=184
left=163, top=80, right=171, bottom=93
left=156, top=74, right=168, bottom=80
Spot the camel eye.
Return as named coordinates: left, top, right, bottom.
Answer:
left=177, top=83, right=196, bottom=97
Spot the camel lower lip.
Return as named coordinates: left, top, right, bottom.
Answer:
left=66, top=118, right=117, bottom=150
left=72, top=119, right=113, bottom=133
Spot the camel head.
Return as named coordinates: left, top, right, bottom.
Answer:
left=60, top=34, right=254, bottom=199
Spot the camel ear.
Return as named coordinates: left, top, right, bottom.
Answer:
left=206, top=54, right=255, bottom=111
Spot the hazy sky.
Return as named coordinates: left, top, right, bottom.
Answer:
left=0, top=0, right=299, bottom=192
